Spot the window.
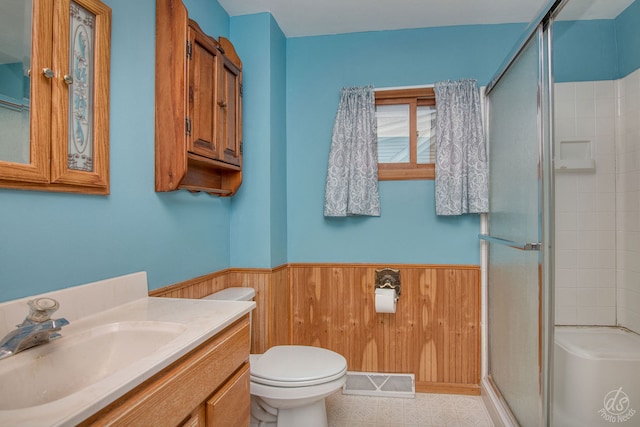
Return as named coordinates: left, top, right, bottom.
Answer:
left=375, top=88, right=436, bottom=180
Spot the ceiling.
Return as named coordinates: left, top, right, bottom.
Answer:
left=217, top=0, right=635, bottom=38
left=0, top=0, right=635, bottom=64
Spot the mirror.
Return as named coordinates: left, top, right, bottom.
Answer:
left=0, top=0, right=32, bottom=164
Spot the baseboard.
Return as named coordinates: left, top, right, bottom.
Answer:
left=416, top=382, right=480, bottom=396
left=480, top=377, right=518, bottom=427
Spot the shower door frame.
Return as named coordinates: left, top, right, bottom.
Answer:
left=481, top=0, right=562, bottom=425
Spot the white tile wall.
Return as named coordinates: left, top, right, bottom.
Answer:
left=554, top=80, right=617, bottom=326
left=554, top=71, right=640, bottom=333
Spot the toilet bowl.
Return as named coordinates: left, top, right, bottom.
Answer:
left=204, top=288, right=347, bottom=427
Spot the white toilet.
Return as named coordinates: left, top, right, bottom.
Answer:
left=204, top=288, right=347, bottom=427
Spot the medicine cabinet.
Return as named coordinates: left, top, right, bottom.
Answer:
left=0, top=0, right=111, bottom=194
left=155, top=0, right=243, bottom=196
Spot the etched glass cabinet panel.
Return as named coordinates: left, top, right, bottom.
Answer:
left=68, top=2, right=95, bottom=173
left=0, top=0, right=111, bottom=194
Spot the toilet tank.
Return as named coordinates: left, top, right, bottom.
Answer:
left=203, top=287, right=256, bottom=352
left=203, top=287, right=255, bottom=301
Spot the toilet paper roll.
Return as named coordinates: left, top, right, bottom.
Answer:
left=375, top=288, right=397, bottom=314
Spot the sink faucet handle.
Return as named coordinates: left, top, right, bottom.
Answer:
left=23, top=298, right=60, bottom=325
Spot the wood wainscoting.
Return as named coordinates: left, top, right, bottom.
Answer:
left=148, top=267, right=288, bottom=354
left=150, top=263, right=480, bottom=395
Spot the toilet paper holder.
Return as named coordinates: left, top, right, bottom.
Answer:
left=375, top=268, right=401, bottom=297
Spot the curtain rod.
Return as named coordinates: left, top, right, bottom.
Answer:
left=375, top=84, right=434, bottom=92
left=376, top=83, right=487, bottom=93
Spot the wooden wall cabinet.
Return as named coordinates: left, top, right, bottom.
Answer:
left=79, top=316, right=251, bottom=427
left=0, top=0, right=111, bottom=194
left=155, top=0, right=243, bottom=196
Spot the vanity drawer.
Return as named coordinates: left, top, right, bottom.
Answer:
left=206, top=362, right=250, bottom=426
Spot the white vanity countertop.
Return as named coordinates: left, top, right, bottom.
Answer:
left=0, top=273, right=255, bottom=426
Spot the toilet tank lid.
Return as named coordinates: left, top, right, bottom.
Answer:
left=203, top=287, right=255, bottom=301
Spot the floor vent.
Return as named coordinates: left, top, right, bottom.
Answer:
left=342, top=371, right=415, bottom=398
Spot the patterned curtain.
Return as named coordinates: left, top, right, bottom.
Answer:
left=324, top=86, right=381, bottom=217
left=434, top=79, right=488, bottom=215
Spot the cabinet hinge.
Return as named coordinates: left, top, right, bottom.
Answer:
left=185, top=117, right=192, bottom=136
left=240, top=142, right=243, bottom=154
left=186, top=40, right=193, bottom=59
left=239, top=84, right=243, bottom=97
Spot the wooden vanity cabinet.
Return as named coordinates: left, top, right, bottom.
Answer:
left=79, top=316, right=251, bottom=427
left=155, top=0, right=243, bottom=196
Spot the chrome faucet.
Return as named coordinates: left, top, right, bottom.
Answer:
left=0, top=297, right=70, bottom=360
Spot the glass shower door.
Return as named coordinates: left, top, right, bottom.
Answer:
left=483, top=25, right=553, bottom=426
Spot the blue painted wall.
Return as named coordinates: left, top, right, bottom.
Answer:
left=553, top=20, right=618, bottom=82
left=228, top=13, right=287, bottom=268
left=553, top=0, right=640, bottom=82
left=0, top=0, right=232, bottom=302
left=285, top=24, right=525, bottom=265
left=184, top=0, right=229, bottom=37
left=4, top=1, right=636, bottom=302
left=268, top=17, right=288, bottom=267
left=616, top=0, right=640, bottom=78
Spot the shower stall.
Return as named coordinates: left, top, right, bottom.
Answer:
left=481, top=0, right=640, bottom=425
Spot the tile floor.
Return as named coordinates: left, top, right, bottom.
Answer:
left=326, top=391, right=494, bottom=427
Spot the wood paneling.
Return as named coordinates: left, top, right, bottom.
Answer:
left=150, top=264, right=480, bottom=395
left=269, top=265, right=291, bottom=348
left=149, top=270, right=228, bottom=299
left=227, top=269, right=271, bottom=354
left=289, top=265, right=480, bottom=394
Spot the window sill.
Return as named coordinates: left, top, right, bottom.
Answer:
left=378, top=165, right=435, bottom=181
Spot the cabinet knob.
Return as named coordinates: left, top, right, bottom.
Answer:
left=218, top=101, right=227, bottom=108
left=63, top=74, right=74, bottom=85
left=42, top=68, right=54, bottom=79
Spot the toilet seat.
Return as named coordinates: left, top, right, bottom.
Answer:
left=250, top=345, right=347, bottom=388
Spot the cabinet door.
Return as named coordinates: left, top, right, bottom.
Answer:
left=0, top=0, right=110, bottom=194
left=50, top=0, right=110, bottom=190
left=187, top=23, right=220, bottom=161
left=206, top=363, right=250, bottom=427
left=217, top=51, right=242, bottom=167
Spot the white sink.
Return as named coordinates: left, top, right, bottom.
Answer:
left=0, top=321, right=186, bottom=410
left=0, top=272, right=255, bottom=427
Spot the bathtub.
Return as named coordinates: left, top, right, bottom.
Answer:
left=553, top=327, right=640, bottom=427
